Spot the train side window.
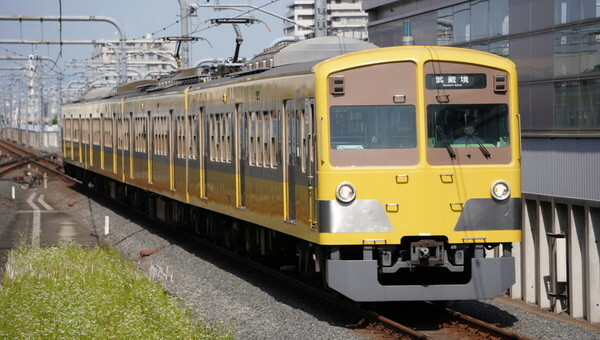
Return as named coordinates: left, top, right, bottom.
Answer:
left=263, top=111, right=270, bottom=168
left=218, top=114, right=224, bottom=162
left=153, top=117, right=158, bottom=155
left=145, top=116, right=148, bottom=153
left=270, top=110, right=279, bottom=168
left=249, top=112, right=255, bottom=166
left=118, top=118, right=123, bottom=150
left=65, top=118, right=72, bottom=142
left=226, top=112, right=232, bottom=163
left=199, top=107, right=205, bottom=164
left=300, top=109, right=306, bottom=173
left=209, top=114, right=216, bottom=161
left=73, top=117, right=79, bottom=143
left=189, top=115, right=198, bottom=159
left=162, top=117, right=166, bottom=156
left=255, top=112, right=262, bottom=166
left=92, top=118, right=100, bottom=146
left=175, top=116, right=179, bottom=158
left=210, top=114, right=216, bottom=161
left=177, top=116, right=183, bottom=159
left=181, top=116, right=186, bottom=159
left=104, top=117, right=113, bottom=148
left=269, top=110, right=277, bottom=168
left=122, top=117, right=129, bottom=151
left=161, top=117, right=165, bottom=156
left=82, top=119, right=88, bottom=144
left=163, top=117, right=167, bottom=156
left=135, top=115, right=148, bottom=153
left=134, top=118, right=139, bottom=152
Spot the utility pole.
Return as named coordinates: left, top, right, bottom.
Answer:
left=27, top=55, right=36, bottom=147
left=315, top=0, right=327, bottom=37
left=178, top=1, right=199, bottom=69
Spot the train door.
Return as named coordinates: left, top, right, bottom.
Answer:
left=305, top=99, right=316, bottom=228
left=284, top=100, right=297, bottom=222
left=235, top=104, right=246, bottom=208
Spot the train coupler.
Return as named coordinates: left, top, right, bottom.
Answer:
left=409, top=239, right=444, bottom=266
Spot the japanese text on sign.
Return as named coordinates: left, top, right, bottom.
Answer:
left=425, top=73, right=486, bottom=89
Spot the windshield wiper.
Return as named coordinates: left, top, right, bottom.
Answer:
left=473, top=138, right=491, bottom=159
left=435, top=125, right=456, bottom=159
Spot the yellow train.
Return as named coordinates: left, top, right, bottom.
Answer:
left=62, top=38, right=521, bottom=301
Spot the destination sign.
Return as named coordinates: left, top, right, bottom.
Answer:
left=425, top=73, right=486, bottom=89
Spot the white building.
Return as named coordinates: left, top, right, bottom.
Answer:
left=89, top=39, right=178, bottom=85
left=283, top=0, right=368, bottom=40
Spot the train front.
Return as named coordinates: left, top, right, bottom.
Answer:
left=313, top=46, right=521, bottom=302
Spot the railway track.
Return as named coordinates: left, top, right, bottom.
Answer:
left=131, top=209, right=528, bottom=340
left=0, top=140, right=69, bottom=183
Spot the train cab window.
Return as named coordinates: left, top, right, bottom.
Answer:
left=329, top=105, right=417, bottom=166
left=330, top=105, right=416, bottom=150
left=427, top=104, right=509, bottom=149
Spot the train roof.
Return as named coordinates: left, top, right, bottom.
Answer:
left=69, top=37, right=378, bottom=103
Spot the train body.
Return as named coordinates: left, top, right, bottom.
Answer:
left=62, top=41, right=521, bottom=302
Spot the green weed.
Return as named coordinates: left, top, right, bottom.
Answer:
left=0, top=242, right=233, bottom=339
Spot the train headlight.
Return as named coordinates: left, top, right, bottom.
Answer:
left=336, top=182, right=356, bottom=203
left=490, top=180, right=511, bottom=201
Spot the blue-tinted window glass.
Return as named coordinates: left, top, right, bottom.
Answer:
left=330, top=106, right=416, bottom=150
left=581, top=0, right=600, bottom=20
left=427, top=104, right=509, bottom=148
left=554, top=81, right=580, bottom=128
left=579, top=79, right=600, bottom=128
left=555, top=0, right=581, bottom=24
left=580, top=24, right=600, bottom=74
left=437, top=7, right=453, bottom=45
left=469, top=43, right=488, bottom=52
left=490, top=0, right=509, bottom=36
left=555, top=79, right=600, bottom=129
left=454, top=3, right=470, bottom=43
left=491, top=40, right=510, bottom=57
left=471, top=0, right=489, bottom=40
left=554, top=27, right=581, bottom=77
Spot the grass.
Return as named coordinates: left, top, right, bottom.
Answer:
left=0, top=242, right=233, bottom=339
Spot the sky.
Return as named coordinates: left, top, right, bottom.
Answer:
left=0, top=0, right=290, bottom=83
